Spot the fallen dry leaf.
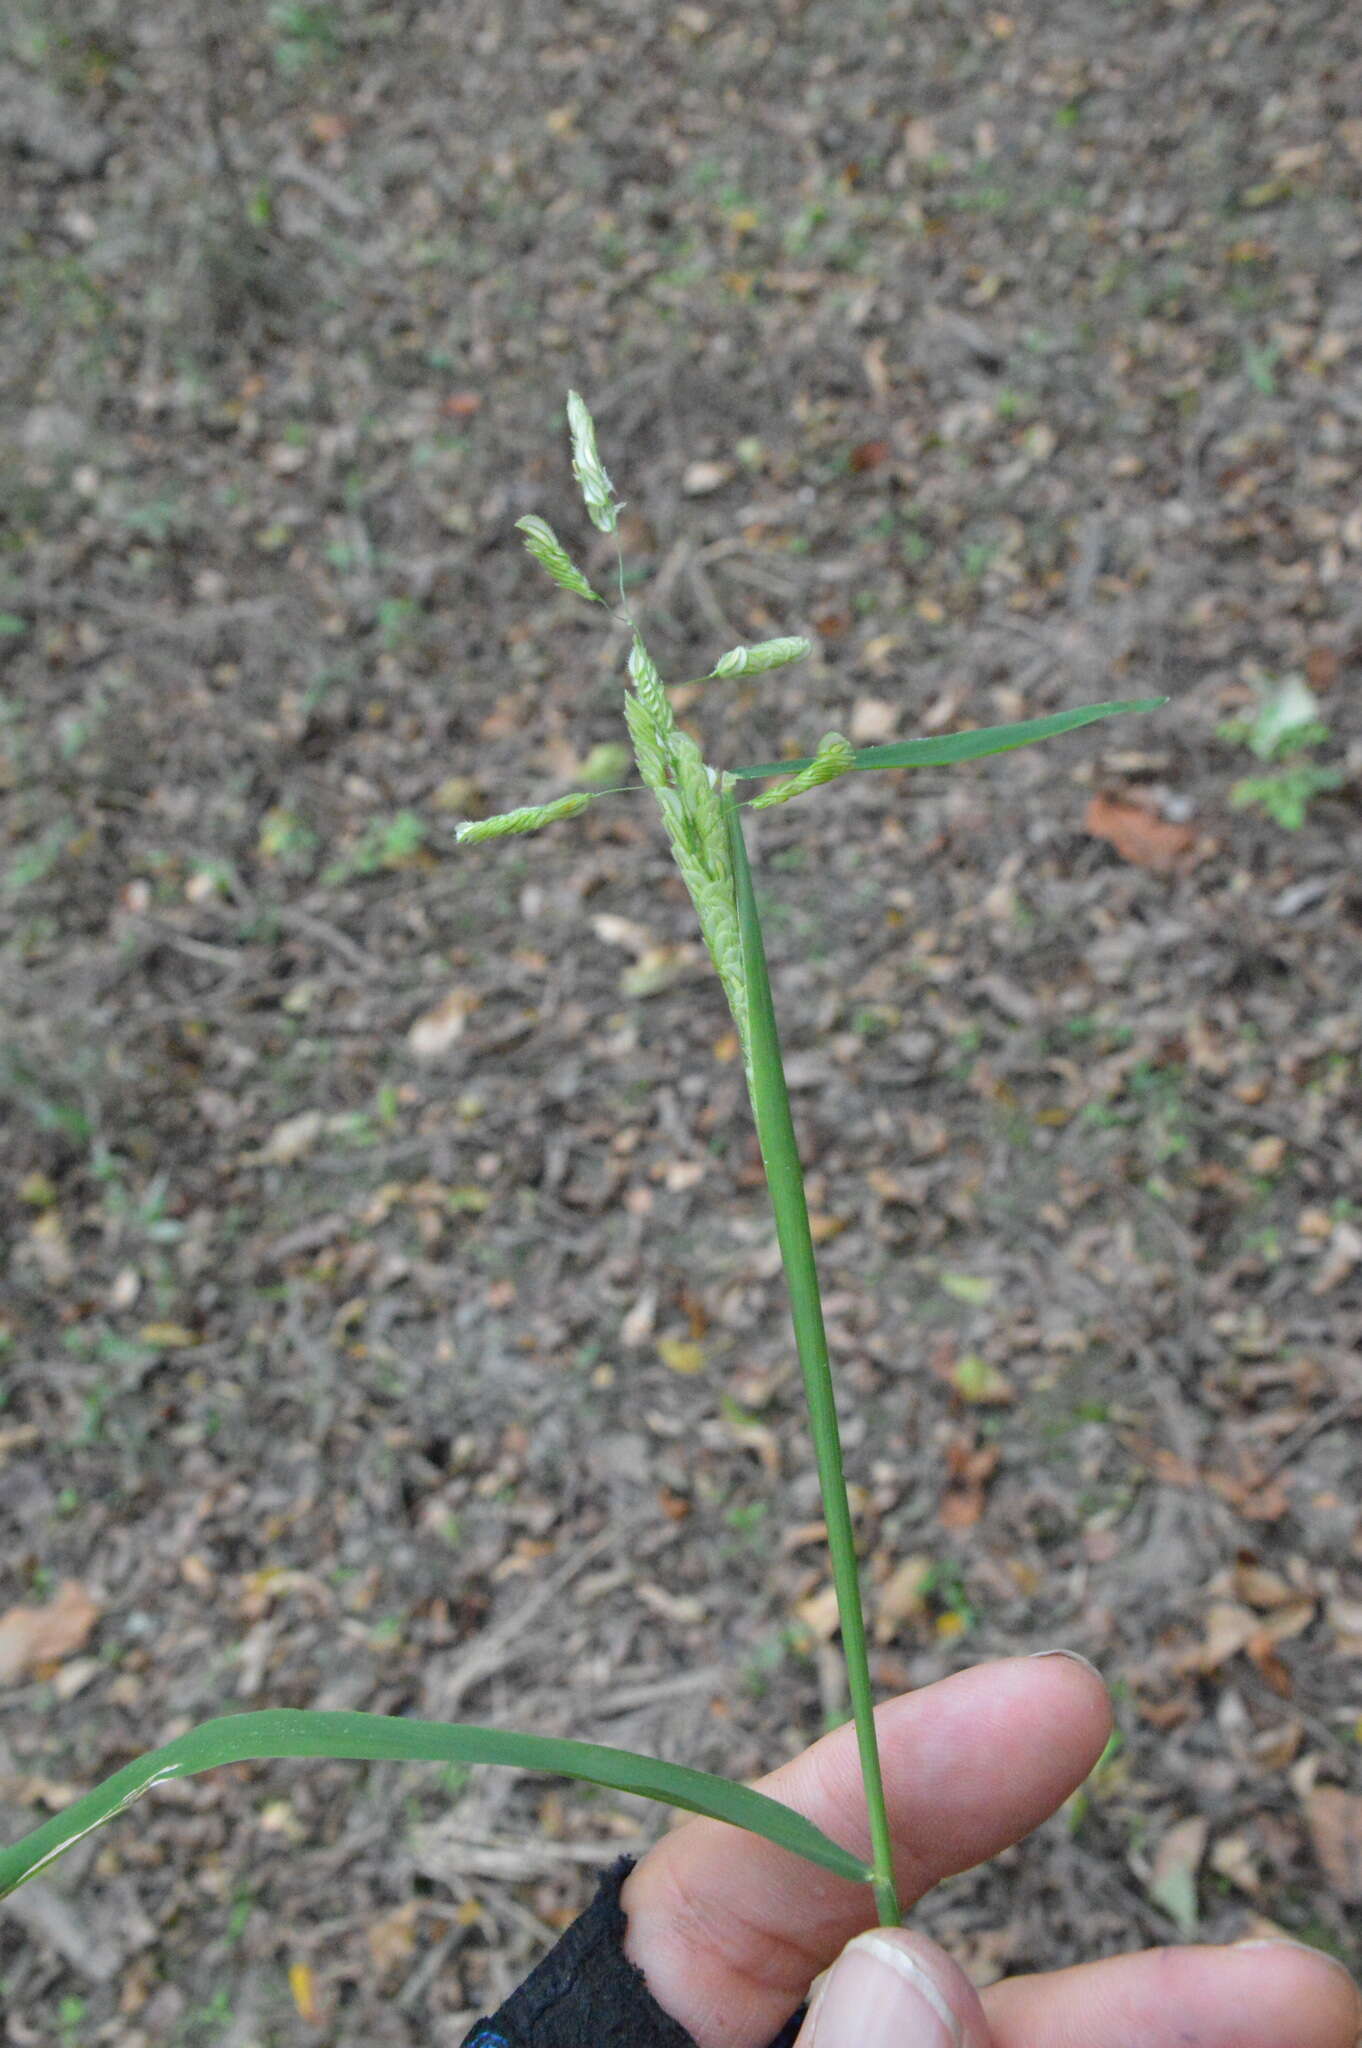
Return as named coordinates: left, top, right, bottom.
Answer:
left=939, top=1487, right=986, bottom=1529
left=875, top=1556, right=932, bottom=1642
left=27, top=1211, right=73, bottom=1286
left=795, top=1583, right=842, bottom=1642
left=259, top=1109, right=324, bottom=1164
left=1209, top=1831, right=1262, bottom=1895
left=1233, top=1561, right=1296, bottom=1609
left=681, top=458, right=734, bottom=495
left=1146, top=1814, right=1208, bottom=1933
left=1175, top=1600, right=1260, bottom=1675
left=406, top=989, right=478, bottom=1061
left=656, top=1337, right=704, bottom=1375
left=288, top=1959, right=320, bottom=2023
left=1305, top=1785, right=1362, bottom=1901
left=138, top=1322, right=200, bottom=1350
left=367, top=1900, right=422, bottom=1974
left=591, top=912, right=655, bottom=956
left=850, top=696, right=898, bottom=744
left=1084, top=794, right=1195, bottom=873
left=950, top=1354, right=1015, bottom=1404
left=1310, top=1221, right=1362, bottom=1296
left=0, top=1581, right=99, bottom=1685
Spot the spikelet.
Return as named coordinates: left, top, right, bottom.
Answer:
left=622, top=691, right=669, bottom=791
left=514, top=516, right=601, bottom=604
left=455, top=792, right=594, bottom=843
left=627, top=635, right=674, bottom=736
left=668, top=729, right=727, bottom=879
left=692, top=872, right=748, bottom=1062
left=711, top=636, right=812, bottom=679
left=749, top=733, right=855, bottom=810
left=566, top=391, right=619, bottom=535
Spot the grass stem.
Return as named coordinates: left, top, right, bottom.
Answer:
left=724, top=791, right=902, bottom=1927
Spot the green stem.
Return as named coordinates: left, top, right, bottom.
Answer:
left=723, top=793, right=901, bottom=1927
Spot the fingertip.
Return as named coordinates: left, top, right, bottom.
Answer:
left=1029, top=1647, right=1105, bottom=1684
left=1231, top=1940, right=1361, bottom=2041
left=1027, top=1647, right=1113, bottom=1736
left=796, top=1929, right=989, bottom=2048
left=985, top=1933, right=1361, bottom=2048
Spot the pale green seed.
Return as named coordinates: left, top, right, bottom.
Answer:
left=566, top=391, right=619, bottom=535
left=622, top=691, right=670, bottom=791
left=455, top=792, right=594, bottom=843
left=514, top=516, right=601, bottom=604
left=749, top=732, right=855, bottom=809
left=711, top=636, right=812, bottom=679
left=627, top=635, right=674, bottom=734
left=669, top=729, right=726, bottom=877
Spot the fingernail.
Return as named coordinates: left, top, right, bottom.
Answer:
left=808, top=1932, right=962, bottom=2048
left=1234, top=1938, right=1361, bottom=2001
left=1029, top=1647, right=1103, bottom=1679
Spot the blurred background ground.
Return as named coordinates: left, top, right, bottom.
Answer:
left=2, top=0, right=1361, bottom=2040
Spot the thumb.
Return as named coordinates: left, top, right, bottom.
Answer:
left=796, top=1928, right=991, bottom=2048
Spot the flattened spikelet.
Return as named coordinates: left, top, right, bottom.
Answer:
left=712, top=636, right=812, bottom=679
left=514, top=516, right=601, bottom=604
left=455, top=792, right=594, bottom=842
left=627, top=635, right=673, bottom=734
left=622, top=691, right=669, bottom=790
left=566, top=391, right=619, bottom=535
left=749, top=732, right=855, bottom=810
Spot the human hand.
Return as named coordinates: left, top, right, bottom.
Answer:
left=621, top=1654, right=1360, bottom=2048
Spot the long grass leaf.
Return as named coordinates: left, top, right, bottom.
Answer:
left=0, top=1709, right=869, bottom=1899
left=729, top=697, right=1167, bottom=783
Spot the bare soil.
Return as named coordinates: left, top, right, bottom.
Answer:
left=2, top=2, right=1361, bottom=2042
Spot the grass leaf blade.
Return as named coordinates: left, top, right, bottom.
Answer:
left=729, top=697, right=1168, bottom=783
left=0, top=1709, right=870, bottom=1898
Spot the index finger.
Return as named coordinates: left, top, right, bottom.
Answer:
left=622, top=1653, right=1112, bottom=2048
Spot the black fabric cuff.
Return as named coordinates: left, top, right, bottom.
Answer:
left=462, top=1854, right=807, bottom=2048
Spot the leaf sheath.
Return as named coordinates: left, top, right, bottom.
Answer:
left=724, top=793, right=902, bottom=1928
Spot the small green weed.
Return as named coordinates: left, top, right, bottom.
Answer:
left=1219, top=675, right=1344, bottom=829
left=268, top=1, right=340, bottom=72
left=322, top=810, right=426, bottom=884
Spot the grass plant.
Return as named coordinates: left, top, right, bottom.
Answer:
left=0, top=396, right=1163, bottom=1930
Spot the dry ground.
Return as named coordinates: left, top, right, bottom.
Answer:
left=2, top=1, right=1361, bottom=2042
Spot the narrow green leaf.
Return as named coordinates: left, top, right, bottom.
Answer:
left=729, top=698, right=1167, bottom=783
left=0, top=1709, right=870, bottom=1899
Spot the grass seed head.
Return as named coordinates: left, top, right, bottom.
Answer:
left=566, top=390, right=619, bottom=535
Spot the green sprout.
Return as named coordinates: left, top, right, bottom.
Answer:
left=1220, top=675, right=1345, bottom=830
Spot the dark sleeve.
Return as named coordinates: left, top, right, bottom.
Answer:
left=462, top=1854, right=807, bottom=2048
